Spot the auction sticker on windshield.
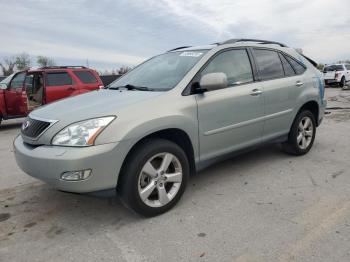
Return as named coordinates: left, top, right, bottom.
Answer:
left=180, top=52, right=203, bottom=57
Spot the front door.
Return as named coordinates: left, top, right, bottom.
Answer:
left=195, top=49, right=265, bottom=161
left=4, top=72, right=26, bottom=116
left=25, top=73, right=45, bottom=112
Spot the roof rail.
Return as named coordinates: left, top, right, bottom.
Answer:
left=167, top=46, right=192, bottom=52
left=39, top=66, right=88, bottom=69
left=219, top=39, right=288, bottom=47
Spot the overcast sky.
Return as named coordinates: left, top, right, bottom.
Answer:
left=0, top=0, right=349, bottom=71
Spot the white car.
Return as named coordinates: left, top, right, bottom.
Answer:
left=323, top=64, right=350, bottom=88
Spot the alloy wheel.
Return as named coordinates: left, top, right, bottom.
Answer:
left=297, top=116, right=314, bottom=150
left=138, top=152, right=183, bottom=208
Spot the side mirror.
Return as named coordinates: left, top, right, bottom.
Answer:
left=199, top=72, right=228, bottom=92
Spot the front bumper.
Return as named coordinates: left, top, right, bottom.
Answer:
left=325, top=79, right=339, bottom=84
left=14, top=136, right=128, bottom=193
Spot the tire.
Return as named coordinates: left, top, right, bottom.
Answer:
left=117, top=138, right=189, bottom=217
left=339, top=77, right=346, bottom=88
left=282, top=110, right=316, bottom=156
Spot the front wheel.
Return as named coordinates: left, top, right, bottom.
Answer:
left=118, top=139, right=189, bottom=217
left=282, top=110, right=316, bottom=155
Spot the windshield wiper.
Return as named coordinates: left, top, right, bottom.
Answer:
left=109, top=84, right=154, bottom=91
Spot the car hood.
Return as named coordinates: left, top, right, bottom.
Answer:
left=30, top=89, right=164, bottom=121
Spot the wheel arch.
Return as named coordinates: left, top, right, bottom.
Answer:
left=297, top=100, right=320, bottom=126
left=117, top=128, right=196, bottom=189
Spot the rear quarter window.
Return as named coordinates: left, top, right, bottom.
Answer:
left=279, top=54, right=296, bottom=77
left=46, top=72, right=72, bottom=86
left=285, top=56, right=306, bottom=75
left=74, top=71, right=97, bottom=84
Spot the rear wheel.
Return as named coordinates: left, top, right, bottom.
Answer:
left=282, top=110, right=316, bottom=155
left=340, top=77, right=346, bottom=88
left=118, top=139, right=189, bottom=217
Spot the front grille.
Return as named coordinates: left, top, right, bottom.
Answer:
left=21, top=117, right=51, bottom=139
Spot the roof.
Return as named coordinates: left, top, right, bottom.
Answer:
left=168, top=38, right=289, bottom=52
left=27, top=66, right=92, bottom=73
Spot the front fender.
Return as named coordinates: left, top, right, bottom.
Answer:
left=97, top=114, right=199, bottom=159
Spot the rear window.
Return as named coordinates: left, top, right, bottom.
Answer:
left=253, top=49, right=284, bottom=80
left=74, top=71, right=97, bottom=84
left=46, top=72, right=72, bottom=86
left=323, top=65, right=344, bottom=72
left=285, top=56, right=306, bottom=74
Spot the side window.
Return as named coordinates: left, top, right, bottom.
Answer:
left=46, top=72, right=72, bottom=86
left=74, top=71, right=97, bottom=84
left=10, top=72, right=26, bottom=89
left=279, top=54, right=296, bottom=77
left=285, top=56, right=306, bottom=75
left=345, top=65, right=350, bottom=70
left=201, top=49, right=253, bottom=87
left=253, top=49, right=284, bottom=80
left=24, top=74, right=34, bottom=92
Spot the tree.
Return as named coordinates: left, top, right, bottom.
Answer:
left=117, top=66, right=132, bottom=75
left=0, top=57, right=16, bottom=76
left=316, top=63, right=324, bottom=71
left=37, top=56, right=56, bottom=67
left=15, top=52, right=31, bottom=70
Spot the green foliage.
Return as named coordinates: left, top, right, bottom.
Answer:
left=37, top=56, right=56, bottom=67
left=15, top=53, right=31, bottom=70
left=316, top=63, right=324, bottom=71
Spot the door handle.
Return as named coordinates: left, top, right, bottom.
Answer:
left=296, top=81, right=304, bottom=87
left=250, top=89, right=263, bottom=96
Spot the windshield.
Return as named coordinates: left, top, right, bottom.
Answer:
left=324, top=65, right=343, bottom=72
left=109, top=50, right=208, bottom=91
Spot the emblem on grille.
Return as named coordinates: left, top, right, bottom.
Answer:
left=22, top=120, right=31, bottom=130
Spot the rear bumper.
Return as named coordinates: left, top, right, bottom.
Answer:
left=14, top=135, right=129, bottom=193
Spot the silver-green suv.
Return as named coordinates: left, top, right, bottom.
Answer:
left=14, top=39, right=326, bottom=216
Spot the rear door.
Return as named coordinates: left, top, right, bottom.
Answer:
left=252, top=48, right=306, bottom=141
left=4, top=72, right=26, bottom=116
left=73, top=70, right=101, bottom=92
left=45, top=71, right=77, bottom=103
left=195, top=48, right=265, bottom=161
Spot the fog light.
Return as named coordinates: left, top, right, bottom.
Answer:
left=60, top=169, right=92, bottom=181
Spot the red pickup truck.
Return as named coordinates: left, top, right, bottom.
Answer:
left=0, top=66, right=103, bottom=125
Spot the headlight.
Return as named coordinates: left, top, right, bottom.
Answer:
left=52, top=116, right=115, bottom=147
